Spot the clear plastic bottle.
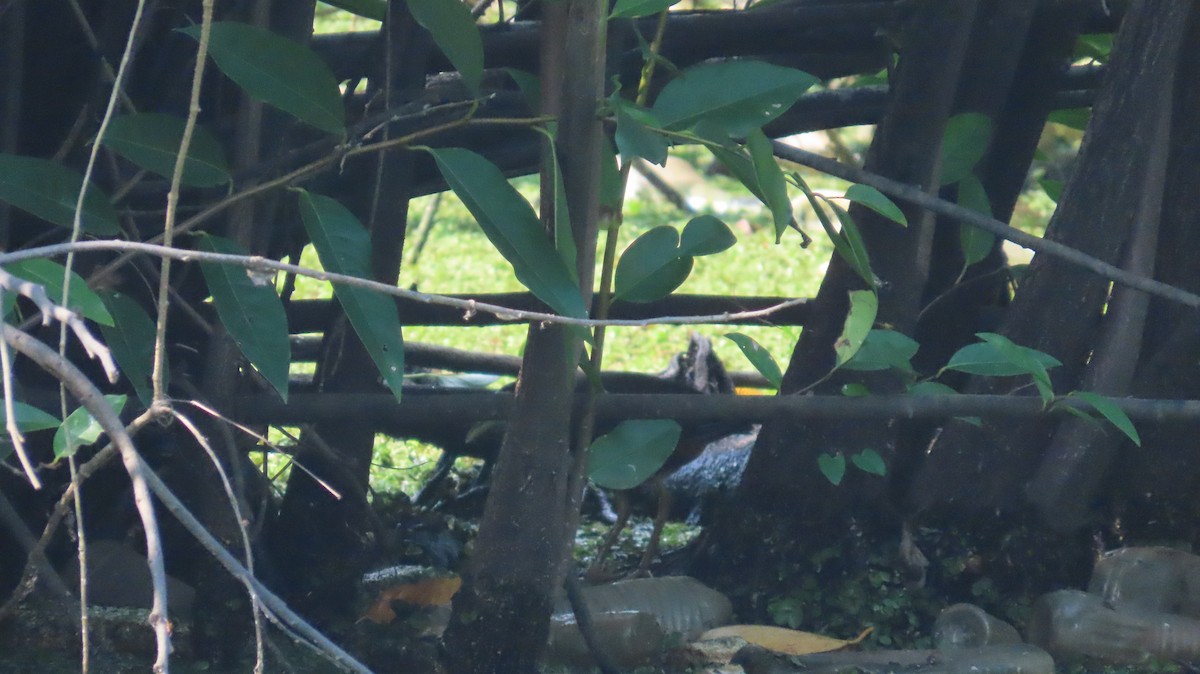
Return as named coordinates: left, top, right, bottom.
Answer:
left=934, top=603, right=1022, bottom=649
left=1028, top=588, right=1200, bottom=664
left=1089, top=546, right=1200, bottom=617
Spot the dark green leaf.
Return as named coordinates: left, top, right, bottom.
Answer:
left=939, top=113, right=992, bottom=186
left=817, top=452, right=845, bottom=486
left=651, top=61, right=817, bottom=137
left=99, top=291, right=159, bottom=406
left=844, top=184, right=906, bottom=226
left=1047, top=108, right=1090, bottom=131
left=613, top=99, right=669, bottom=166
left=795, top=175, right=871, bottom=284
left=53, top=395, right=126, bottom=459
left=504, top=68, right=541, bottom=111
left=182, top=22, right=345, bottom=134
left=614, top=226, right=692, bottom=302
left=320, top=0, right=386, bottom=21
left=842, top=328, right=919, bottom=373
left=957, top=174, right=995, bottom=270
left=408, top=0, right=484, bottom=95
left=851, top=449, right=886, bottom=476
left=5, top=259, right=114, bottom=326
left=724, top=332, right=782, bottom=389
left=425, top=147, right=586, bottom=318
left=0, top=154, right=120, bottom=234
left=824, top=199, right=875, bottom=287
left=0, top=401, right=60, bottom=433
left=589, top=419, right=682, bottom=489
left=611, top=0, right=680, bottom=18
left=835, top=290, right=877, bottom=367
left=546, top=135, right=577, bottom=279
left=745, top=129, right=791, bottom=241
left=1040, top=178, right=1063, bottom=203
left=297, top=190, right=405, bottom=399
left=1070, top=391, right=1141, bottom=447
left=102, top=113, right=230, bottom=187
left=197, top=235, right=291, bottom=401
left=679, top=215, right=735, bottom=257
left=909, top=381, right=957, bottom=396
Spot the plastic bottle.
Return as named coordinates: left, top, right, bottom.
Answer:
left=933, top=603, right=1022, bottom=649
left=1028, top=588, right=1200, bottom=664
left=1089, top=546, right=1200, bottom=617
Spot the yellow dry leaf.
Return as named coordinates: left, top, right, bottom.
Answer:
left=362, top=575, right=462, bottom=624
left=699, top=625, right=872, bottom=656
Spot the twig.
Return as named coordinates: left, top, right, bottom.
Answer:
left=156, top=0, right=213, bottom=405
left=1, top=325, right=373, bottom=672
left=0, top=269, right=117, bottom=381
left=171, top=410, right=265, bottom=674
left=1, top=240, right=810, bottom=328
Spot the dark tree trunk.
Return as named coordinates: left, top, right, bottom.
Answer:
left=908, top=0, right=1195, bottom=513
left=441, top=0, right=606, bottom=670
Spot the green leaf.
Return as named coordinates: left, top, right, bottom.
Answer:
left=547, top=135, right=577, bottom=280
left=851, top=449, right=886, bottom=476
left=1047, top=108, right=1090, bottom=131
left=504, top=68, right=541, bottom=111
left=425, top=147, right=586, bottom=317
left=651, top=61, right=817, bottom=138
left=957, top=174, right=995, bottom=270
left=613, top=226, right=692, bottom=302
left=1070, top=391, right=1141, bottom=447
left=1074, top=34, right=1112, bottom=63
left=102, top=113, right=230, bottom=187
left=939, top=112, right=993, bottom=186
left=610, top=0, right=680, bottom=18
left=297, top=190, right=405, bottom=399
left=943, top=339, right=1061, bottom=378
left=976, top=332, right=1054, bottom=402
left=745, top=129, right=792, bottom=241
left=842, top=328, right=918, bottom=373
left=795, top=175, right=872, bottom=285
left=724, top=332, right=782, bottom=389
left=53, top=395, right=126, bottom=459
left=197, top=235, right=291, bottom=401
left=0, top=154, right=120, bottom=234
left=599, top=138, right=624, bottom=212
left=817, top=452, right=845, bottom=486
left=844, top=184, right=906, bottom=226
left=99, top=291, right=159, bottom=407
left=408, top=0, right=484, bottom=95
left=0, top=401, right=61, bottom=433
left=320, top=0, right=386, bottom=21
left=182, top=22, right=345, bottom=134
left=679, top=215, right=736, bottom=257
left=4, top=259, right=114, bottom=326
left=835, top=290, right=877, bottom=367
left=1040, top=178, right=1063, bottom=203
left=612, top=99, right=669, bottom=166
left=589, top=419, right=682, bottom=489
left=841, top=382, right=871, bottom=397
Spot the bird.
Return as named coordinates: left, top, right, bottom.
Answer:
left=585, top=333, right=752, bottom=581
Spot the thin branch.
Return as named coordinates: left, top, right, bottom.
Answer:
left=770, top=141, right=1200, bottom=309
left=3, top=240, right=809, bottom=328
left=0, top=269, right=117, bottom=381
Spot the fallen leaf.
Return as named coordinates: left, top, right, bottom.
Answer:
left=363, top=575, right=462, bottom=624
left=698, top=624, right=871, bottom=656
